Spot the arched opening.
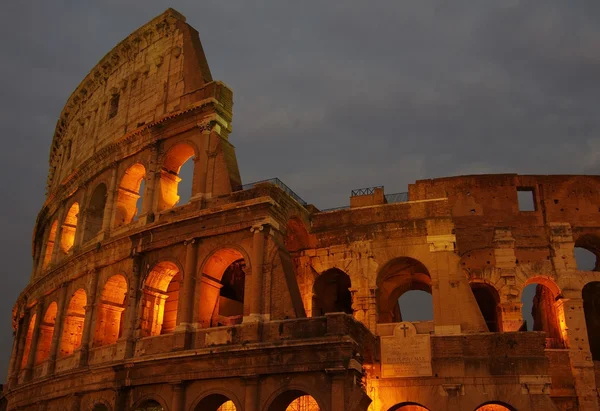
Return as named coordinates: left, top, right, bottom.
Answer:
left=194, top=394, right=238, bottom=411
left=200, top=248, right=248, bottom=328
left=20, top=314, right=37, bottom=369
left=471, top=283, right=501, bottom=332
left=268, top=391, right=322, bottom=411
left=474, top=402, right=516, bottom=411
left=575, top=235, right=600, bottom=271
left=61, top=202, right=79, bottom=253
left=388, top=403, right=430, bottom=411
left=42, top=220, right=58, bottom=269
left=113, top=163, right=146, bottom=228
left=134, top=400, right=163, bottom=411
left=83, top=183, right=108, bottom=242
left=59, top=289, right=87, bottom=357
left=521, top=280, right=564, bottom=348
left=94, top=275, right=127, bottom=346
left=158, top=143, right=196, bottom=211
left=35, top=302, right=57, bottom=365
left=285, top=218, right=311, bottom=252
left=377, top=257, right=432, bottom=323
left=312, top=268, right=352, bottom=316
left=141, top=262, right=181, bottom=336
left=91, top=405, right=109, bottom=411
left=583, top=281, right=600, bottom=361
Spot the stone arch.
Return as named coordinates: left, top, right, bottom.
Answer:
left=199, top=246, right=250, bottom=327
left=574, top=234, right=600, bottom=271
left=470, top=281, right=501, bottom=332
left=521, top=276, right=564, bottom=348
left=42, top=220, right=58, bottom=269
left=157, top=142, right=197, bottom=211
left=264, top=388, right=326, bottom=411
left=132, top=396, right=167, bottom=411
left=59, top=288, right=87, bottom=357
left=61, top=202, right=80, bottom=253
left=94, top=274, right=128, bottom=346
left=83, top=183, right=108, bottom=242
left=113, top=162, right=146, bottom=228
left=192, top=390, right=242, bottom=411
left=285, top=217, right=311, bottom=252
left=140, top=261, right=182, bottom=336
left=388, top=403, right=430, bottom=411
left=474, top=401, right=517, bottom=411
left=87, top=399, right=111, bottom=411
left=582, top=281, right=600, bottom=361
left=312, top=268, right=352, bottom=316
left=35, top=302, right=58, bottom=365
left=20, top=313, right=37, bottom=369
left=376, top=257, right=432, bottom=323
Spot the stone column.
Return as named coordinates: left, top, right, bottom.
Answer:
left=244, top=376, right=259, bottom=411
left=141, top=144, right=160, bottom=221
left=47, top=284, right=69, bottom=374
left=170, top=382, right=186, bottom=411
left=193, top=126, right=211, bottom=198
left=174, top=239, right=198, bottom=350
left=499, top=301, right=523, bottom=332
left=331, top=372, right=346, bottom=411
left=245, top=224, right=266, bottom=321
left=24, top=299, right=45, bottom=381
left=73, top=188, right=89, bottom=251
left=124, top=254, right=143, bottom=357
left=79, top=270, right=99, bottom=366
left=51, top=206, right=67, bottom=263
left=101, top=163, right=119, bottom=236
left=9, top=308, right=29, bottom=387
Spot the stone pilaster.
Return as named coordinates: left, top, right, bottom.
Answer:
left=244, top=223, right=268, bottom=322
left=244, top=376, right=259, bottom=411
left=174, top=238, right=198, bottom=349
left=101, top=163, right=119, bottom=237
left=47, top=284, right=69, bottom=374
left=24, top=299, right=45, bottom=381
left=79, top=270, right=99, bottom=366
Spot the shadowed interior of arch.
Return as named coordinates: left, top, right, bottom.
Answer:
left=388, top=403, right=430, bottom=411
left=471, top=283, right=501, bottom=332
left=91, top=404, right=109, bottom=411
left=141, top=262, right=181, bottom=336
left=194, top=394, right=237, bottom=411
left=20, top=314, right=36, bottom=369
left=83, top=183, right=108, bottom=242
left=59, top=289, right=87, bottom=357
left=35, top=302, right=58, bottom=365
left=94, top=275, right=127, bottom=346
left=583, top=281, right=600, bottom=361
left=42, top=220, right=58, bottom=269
left=158, top=143, right=195, bottom=211
left=575, top=235, right=600, bottom=271
left=134, top=400, right=163, bottom=411
left=268, top=390, right=321, bottom=411
left=60, top=203, right=79, bottom=253
left=113, top=163, right=146, bottom=228
left=521, top=282, right=564, bottom=348
left=312, top=268, right=352, bottom=316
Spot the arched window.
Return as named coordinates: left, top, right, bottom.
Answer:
left=312, top=268, right=352, bottom=316
left=583, top=281, right=600, bottom=361
left=42, top=220, right=58, bottom=269
left=94, top=275, right=127, bottom=346
left=134, top=400, right=164, bottom=411
left=267, top=390, right=322, bottom=411
left=59, top=289, right=87, bottom=357
left=575, top=235, right=600, bottom=271
left=141, top=262, right=181, bottom=336
left=521, top=280, right=564, bottom=348
left=388, top=403, right=430, bottom=411
left=61, top=203, right=79, bottom=253
left=474, top=402, right=516, bottom=411
left=35, top=302, right=58, bottom=365
left=91, top=405, right=109, bottom=411
left=200, top=248, right=248, bottom=328
left=83, top=183, right=108, bottom=242
left=20, top=314, right=37, bottom=369
left=113, top=163, right=146, bottom=228
left=471, top=283, right=501, bottom=332
left=377, top=257, right=432, bottom=323
left=194, top=394, right=238, bottom=411
left=157, top=143, right=195, bottom=211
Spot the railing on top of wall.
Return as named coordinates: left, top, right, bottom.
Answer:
left=239, top=178, right=308, bottom=206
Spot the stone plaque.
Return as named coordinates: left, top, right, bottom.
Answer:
left=380, top=322, right=432, bottom=378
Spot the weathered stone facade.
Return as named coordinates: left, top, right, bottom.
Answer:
left=5, top=8, right=600, bottom=411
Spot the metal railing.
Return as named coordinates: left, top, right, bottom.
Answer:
left=320, top=205, right=351, bottom=212
left=351, top=186, right=383, bottom=196
left=239, top=178, right=307, bottom=206
left=385, top=192, right=409, bottom=203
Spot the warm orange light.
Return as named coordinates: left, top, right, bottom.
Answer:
left=42, top=220, right=58, bottom=269
left=217, top=401, right=237, bottom=411
left=113, top=163, right=146, bottom=228
left=94, top=275, right=127, bottom=346
left=35, top=302, right=57, bottom=365
left=157, top=143, right=195, bottom=211
left=141, top=262, right=180, bottom=336
left=20, top=314, right=36, bottom=369
left=59, top=289, right=87, bottom=356
left=286, top=396, right=320, bottom=411
left=60, top=203, right=79, bottom=253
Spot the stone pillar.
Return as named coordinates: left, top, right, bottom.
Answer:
left=141, top=144, right=160, bottom=221
left=24, top=299, right=45, bottom=381
left=124, top=254, right=143, bottom=357
left=244, top=376, right=259, bottom=411
left=499, top=301, right=524, bottom=332
left=170, top=382, right=186, bottom=411
left=101, top=163, right=119, bottom=236
left=245, top=224, right=266, bottom=322
left=556, top=292, right=599, bottom=410
left=73, top=188, right=89, bottom=251
left=194, top=126, right=211, bottom=198
left=9, top=308, right=29, bottom=387
left=367, top=288, right=378, bottom=333
left=79, top=270, right=99, bottom=366
left=51, top=206, right=67, bottom=263
left=47, top=284, right=69, bottom=374
left=174, top=239, right=198, bottom=349
left=331, top=372, right=346, bottom=411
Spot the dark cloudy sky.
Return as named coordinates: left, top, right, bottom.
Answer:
left=0, top=1, right=599, bottom=381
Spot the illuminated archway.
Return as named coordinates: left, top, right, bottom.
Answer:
left=199, top=248, right=248, bottom=327
left=388, top=403, right=430, bottom=411
left=267, top=390, right=323, bottom=411
left=471, top=282, right=501, bottom=332
left=194, top=394, right=238, bottom=411
left=312, top=268, right=352, bottom=316
left=61, top=202, right=79, bottom=253
left=113, top=163, right=146, bottom=228
left=474, top=401, right=516, bottom=411
left=59, top=289, right=87, bottom=357
left=583, top=281, right=600, bottom=361
left=134, top=399, right=164, bottom=411
left=94, top=275, right=127, bottom=346
left=42, top=220, right=58, bottom=269
left=35, top=302, right=58, bottom=365
left=83, top=183, right=108, bottom=242
left=521, top=278, right=564, bottom=348
left=140, top=261, right=181, bottom=336
left=377, top=257, right=432, bottom=323
left=20, top=314, right=37, bottom=369
left=157, top=143, right=196, bottom=211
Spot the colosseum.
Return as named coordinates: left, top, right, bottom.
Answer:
left=4, top=8, right=600, bottom=411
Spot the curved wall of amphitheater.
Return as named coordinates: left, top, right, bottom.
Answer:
left=5, top=8, right=600, bottom=411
